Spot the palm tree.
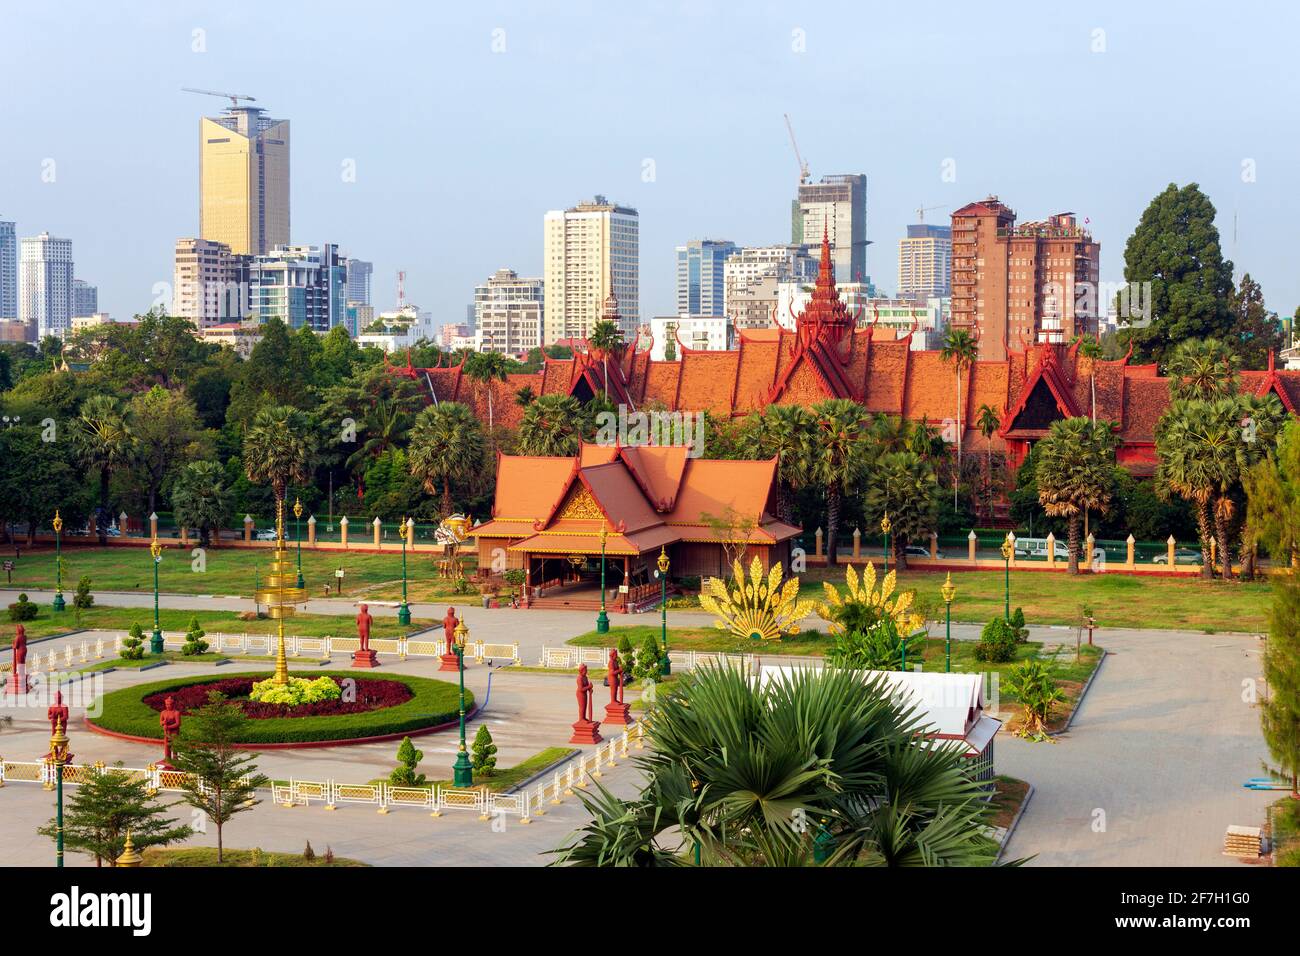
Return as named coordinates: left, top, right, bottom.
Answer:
left=587, top=320, right=624, bottom=404
left=811, top=399, right=870, bottom=566
left=171, top=461, right=232, bottom=547
left=1034, top=417, right=1118, bottom=573
left=975, top=403, right=1002, bottom=523
left=343, top=397, right=414, bottom=475
left=737, top=405, right=815, bottom=523
left=242, top=405, right=316, bottom=516
left=407, top=402, right=486, bottom=517
left=463, top=351, right=510, bottom=431
left=1164, top=337, right=1239, bottom=401
left=514, top=385, right=537, bottom=408
left=71, top=395, right=131, bottom=544
left=940, top=328, right=979, bottom=510
left=518, top=394, right=588, bottom=457
left=552, top=666, right=1002, bottom=867
left=863, top=450, right=940, bottom=569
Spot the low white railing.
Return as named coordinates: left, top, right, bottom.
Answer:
left=535, top=645, right=811, bottom=675
left=0, top=760, right=248, bottom=793
left=70, top=632, right=527, bottom=665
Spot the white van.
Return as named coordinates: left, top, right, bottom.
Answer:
left=1014, top=537, right=1101, bottom=562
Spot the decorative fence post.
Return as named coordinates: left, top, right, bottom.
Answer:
left=814, top=528, right=823, bottom=559
left=180, top=526, right=190, bottom=546
left=149, top=512, right=159, bottom=540
left=405, top=517, right=415, bottom=549
left=851, top=528, right=861, bottom=560
left=339, top=516, right=349, bottom=549
left=1007, top=532, right=1016, bottom=567
left=1125, top=534, right=1136, bottom=570
left=1086, top=533, right=1097, bottom=571
left=929, top=531, right=939, bottom=560
left=1045, top=532, right=1056, bottom=569
left=968, top=530, right=977, bottom=564
left=307, top=515, right=317, bottom=547
left=372, top=517, right=382, bottom=549
left=1166, top=535, right=1176, bottom=567
left=243, top=515, right=253, bottom=543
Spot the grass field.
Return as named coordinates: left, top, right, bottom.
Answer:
left=1, top=546, right=474, bottom=603
left=1, top=605, right=430, bottom=647
left=142, top=847, right=366, bottom=867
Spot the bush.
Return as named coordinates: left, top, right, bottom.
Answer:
left=616, top=634, right=635, bottom=677
left=302, top=841, right=316, bottom=861
left=7, top=593, right=38, bottom=622
left=633, top=632, right=663, bottom=682
left=249, top=675, right=341, bottom=706
left=826, top=617, right=922, bottom=671
left=1009, top=607, right=1029, bottom=643
left=181, top=615, right=209, bottom=656
left=73, top=576, right=94, bottom=610
left=121, top=622, right=146, bottom=661
left=471, top=724, right=498, bottom=776
left=389, top=736, right=427, bottom=787
left=974, top=618, right=1018, bottom=663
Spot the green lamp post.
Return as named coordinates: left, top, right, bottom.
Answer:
left=48, top=715, right=71, bottom=868
left=595, top=525, right=610, bottom=635
left=881, top=512, right=892, bottom=573
left=1000, top=534, right=1013, bottom=622
left=293, top=497, right=305, bottom=588
left=51, top=510, right=65, bottom=612
left=655, top=546, right=671, bottom=676
left=941, top=572, right=956, bottom=673
left=149, top=539, right=164, bottom=654
left=397, top=517, right=411, bottom=626
left=451, top=618, right=473, bottom=787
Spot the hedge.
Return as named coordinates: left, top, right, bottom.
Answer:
left=90, top=672, right=471, bottom=744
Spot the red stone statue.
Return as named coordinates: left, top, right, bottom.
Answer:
left=604, top=648, right=631, bottom=726
left=6, top=624, right=28, bottom=693
left=570, top=663, right=603, bottom=744
left=47, top=688, right=69, bottom=736
left=352, top=603, right=379, bottom=669
left=438, top=607, right=461, bottom=672
left=158, top=696, right=182, bottom=767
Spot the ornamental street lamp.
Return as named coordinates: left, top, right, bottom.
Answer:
left=941, top=572, right=957, bottom=673
left=397, top=517, right=411, bottom=626
left=452, top=618, right=473, bottom=787
left=48, top=714, right=72, bottom=868
left=51, top=510, right=65, bottom=612
left=1000, top=534, right=1013, bottom=622
left=149, top=539, right=165, bottom=654
left=293, top=497, right=305, bottom=588
left=655, top=546, right=671, bottom=676
left=596, top=526, right=610, bottom=635
left=881, top=512, right=892, bottom=573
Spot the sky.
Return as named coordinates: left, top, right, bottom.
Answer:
left=5, top=0, right=1299, bottom=326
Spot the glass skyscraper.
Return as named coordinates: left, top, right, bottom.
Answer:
left=675, top=239, right=736, bottom=317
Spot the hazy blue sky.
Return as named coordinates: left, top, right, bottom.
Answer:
left=5, top=1, right=1298, bottom=325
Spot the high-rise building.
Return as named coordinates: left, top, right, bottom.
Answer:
left=199, top=105, right=290, bottom=256
left=792, top=174, right=867, bottom=283
left=897, top=224, right=952, bottom=298
left=72, top=279, right=98, bottom=318
left=248, top=244, right=344, bottom=332
left=542, top=196, right=639, bottom=343
left=345, top=258, right=373, bottom=306
left=19, top=232, right=74, bottom=339
left=675, top=239, right=735, bottom=316
left=723, top=244, right=817, bottom=331
left=173, top=237, right=251, bottom=328
left=474, top=268, right=544, bottom=355
left=951, top=197, right=1100, bottom=361
left=0, top=220, right=16, bottom=320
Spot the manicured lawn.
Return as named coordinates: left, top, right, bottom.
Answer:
left=370, top=745, right=577, bottom=793
left=141, top=847, right=366, bottom=867
left=80, top=651, right=230, bottom=672
left=90, top=671, right=470, bottom=744
left=1, top=546, right=473, bottom=603
left=1, top=605, right=429, bottom=647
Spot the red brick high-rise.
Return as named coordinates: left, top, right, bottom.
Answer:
left=951, top=197, right=1100, bottom=361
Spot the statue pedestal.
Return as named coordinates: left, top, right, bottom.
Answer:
left=569, top=719, right=603, bottom=745
left=438, top=652, right=460, bottom=672
left=352, top=649, right=380, bottom=669
left=4, top=668, right=28, bottom=695
left=603, top=701, right=631, bottom=725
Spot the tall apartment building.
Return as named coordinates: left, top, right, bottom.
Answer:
left=345, top=258, right=373, bottom=305
left=173, top=237, right=251, bottom=328
left=951, top=197, right=1100, bottom=361
left=71, top=279, right=98, bottom=318
left=0, top=221, right=16, bottom=320
left=249, top=244, right=345, bottom=332
left=199, top=105, right=290, bottom=256
left=19, top=232, right=74, bottom=339
left=542, top=196, right=639, bottom=343
left=474, top=268, right=544, bottom=355
left=675, top=239, right=735, bottom=316
left=897, top=224, right=952, bottom=298
left=723, top=244, right=817, bottom=331
left=792, top=174, right=867, bottom=283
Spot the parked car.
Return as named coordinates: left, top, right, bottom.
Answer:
left=1152, top=547, right=1203, bottom=565
left=903, top=544, right=944, bottom=559
left=254, top=528, right=278, bottom=541
left=1013, top=536, right=1102, bottom=563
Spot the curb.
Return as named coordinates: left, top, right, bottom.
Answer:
left=1050, top=648, right=1107, bottom=737
left=995, top=782, right=1034, bottom=864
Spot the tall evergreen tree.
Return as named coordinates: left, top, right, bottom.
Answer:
left=1228, top=274, right=1285, bottom=370
left=38, top=766, right=193, bottom=866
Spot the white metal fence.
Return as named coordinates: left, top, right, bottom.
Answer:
left=537, top=645, right=824, bottom=675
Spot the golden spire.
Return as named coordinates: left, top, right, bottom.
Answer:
left=254, top=496, right=307, bottom=685
left=116, top=828, right=143, bottom=867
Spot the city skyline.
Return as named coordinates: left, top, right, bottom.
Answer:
left=3, top=1, right=1295, bottom=328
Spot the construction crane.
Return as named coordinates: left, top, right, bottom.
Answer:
left=181, top=87, right=258, bottom=109
left=916, top=204, right=946, bottom=224
left=783, top=114, right=810, bottom=185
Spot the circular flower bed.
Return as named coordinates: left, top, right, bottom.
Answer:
left=91, top=672, right=469, bottom=745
